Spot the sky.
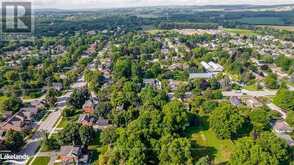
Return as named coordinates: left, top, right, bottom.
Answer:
left=31, top=0, right=294, bottom=9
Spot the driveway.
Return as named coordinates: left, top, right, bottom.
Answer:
left=266, top=103, right=287, bottom=119
left=274, top=131, right=294, bottom=146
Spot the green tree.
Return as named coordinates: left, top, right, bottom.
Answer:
left=4, top=130, right=25, bottom=152
left=46, top=88, right=57, bottom=107
left=209, top=104, right=245, bottom=139
left=264, top=74, right=279, bottom=89
left=62, top=106, right=76, bottom=117
left=79, top=125, right=95, bottom=146
left=58, top=123, right=81, bottom=145
left=196, top=156, right=210, bottom=165
left=230, top=132, right=289, bottom=165
left=163, top=100, right=190, bottom=134
left=0, top=96, right=22, bottom=113
left=100, top=127, right=118, bottom=145
left=159, top=135, right=193, bottom=165
left=113, top=58, right=132, bottom=79
left=249, top=108, right=271, bottom=132
left=286, top=111, right=294, bottom=127
left=4, top=70, right=19, bottom=81
left=68, top=88, right=90, bottom=109
left=273, top=89, right=294, bottom=111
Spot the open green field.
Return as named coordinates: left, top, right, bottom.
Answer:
left=31, top=156, right=50, bottom=165
left=237, top=17, right=285, bottom=25
left=258, top=25, right=294, bottom=32
left=224, top=28, right=257, bottom=36
left=187, top=116, right=235, bottom=164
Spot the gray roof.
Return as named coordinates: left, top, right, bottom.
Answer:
left=60, top=146, right=81, bottom=157
left=189, top=73, right=214, bottom=79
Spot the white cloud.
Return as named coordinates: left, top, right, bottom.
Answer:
left=31, top=0, right=294, bottom=9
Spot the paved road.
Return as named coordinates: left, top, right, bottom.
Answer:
left=222, top=89, right=277, bottom=97
left=266, top=103, right=287, bottom=119
left=16, top=91, right=72, bottom=165
left=288, top=85, right=294, bottom=91
left=274, top=130, right=294, bottom=146
left=39, top=111, right=61, bottom=133
left=267, top=104, right=294, bottom=146
left=21, top=94, right=46, bottom=103
left=17, top=110, right=61, bottom=163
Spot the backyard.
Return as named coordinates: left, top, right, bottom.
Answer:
left=187, top=116, right=235, bottom=164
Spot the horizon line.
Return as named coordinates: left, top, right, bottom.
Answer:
left=31, top=3, right=294, bottom=10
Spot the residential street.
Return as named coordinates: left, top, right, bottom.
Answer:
left=222, top=89, right=277, bottom=97
left=15, top=91, right=71, bottom=165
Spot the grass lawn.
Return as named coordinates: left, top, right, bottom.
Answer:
left=31, top=156, right=50, bottom=165
left=26, top=157, right=33, bottom=165
left=187, top=116, right=235, bottom=164
left=224, top=28, right=257, bottom=36
left=244, top=84, right=261, bottom=91
left=56, top=117, right=68, bottom=129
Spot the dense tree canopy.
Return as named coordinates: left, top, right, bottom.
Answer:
left=249, top=108, right=271, bottom=132
left=4, top=130, right=25, bottom=152
left=0, top=96, right=22, bottom=114
left=230, top=132, right=289, bottom=165
left=209, top=104, right=245, bottom=139
left=163, top=100, right=191, bottom=134
left=68, top=88, right=90, bottom=109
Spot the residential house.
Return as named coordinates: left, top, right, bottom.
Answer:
left=52, top=82, right=63, bottom=91
left=83, top=100, right=95, bottom=114
left=230, top=96, right=241, bottom=106
left=201, top=61, right=224, bottom=73
left=244, top=97, right=263, bottom=108
left=1, top=111, right=13, bottom=121
left=168, top=79, right=185, bottom=91
left=59, top=146, right=82, bottom=164
left=93, top=117, right=110, bottom=130
left=1, top=107, right=38, bottom=132
left=30, top=99, right=46, bottom=109
left=168, top=63, right=183, bottom=71
left=143, top=79, right=162, bottom=89
left=183, top=92, right=193, bottom=101
left=86, top=30, right=96, bottom=35
left=189, top=73, right=214, bottom=79
left=78, top=114, right=96, bottom=127
left=256, top=60, right=269, bottom=67
left=220, top=77, right=232, bottom=91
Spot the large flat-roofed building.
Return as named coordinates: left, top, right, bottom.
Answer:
left=201, top=61, right=224, bottom=72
